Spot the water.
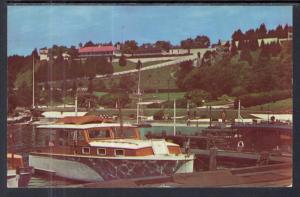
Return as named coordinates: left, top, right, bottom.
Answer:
left=7, top=123, right=206, bottom=187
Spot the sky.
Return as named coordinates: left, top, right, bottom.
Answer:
left=8, top=5, right=292, bottom=56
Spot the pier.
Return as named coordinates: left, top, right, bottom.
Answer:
left=68, top=162, right=291, bottom=188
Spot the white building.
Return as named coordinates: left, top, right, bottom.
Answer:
left=62, top=52, right=71, bottom=60
left=39, top=48, right=49, bottom=61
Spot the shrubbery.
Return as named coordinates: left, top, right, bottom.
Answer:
left=153, top=110, right=165, bottom=120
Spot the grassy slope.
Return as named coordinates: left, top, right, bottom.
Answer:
left=113, top=60, right=171, bottom=72
left=142, top=92, right=185, bottom=101
left=246, top=98, right=292, bottom=112
left=140, top=64, right=179, bottom=90
left=14, top=62, right=42, bottom=88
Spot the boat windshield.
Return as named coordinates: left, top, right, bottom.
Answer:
left=113, top=127, right=136, bottom=139
left=89, top=129, right=111, bottom=139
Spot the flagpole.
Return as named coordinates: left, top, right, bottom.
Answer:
left=32, top=55, right=35, bottom=109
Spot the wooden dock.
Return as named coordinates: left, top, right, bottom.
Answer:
left=187, top=148, right=292, bottom=163
left=69, top=162, right=291, bottom=188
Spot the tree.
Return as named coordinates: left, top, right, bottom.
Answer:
left=257, top=23, right=267, bottom=38
left=17, top=82, right=32, bottom=107
left=95, top=80, right=106, bottom=92
left=8, top=90, right=17, bottom=114
left=230, top=40, right=238, bottom=56
left=88, top=78, right=94, bottom=94
left=245, top=29, right=256, bottom=40
left=237, top=40, right=246, bottom=50
left=84, top=40, right=95, bottom=47
left=153, top=110, right=165, bottom=120
left=100, top=89, right=130, bottom=108
left=119, top=76, right=136, bottom=92
left=194, top=35, right=210, bottom=48
left=249, top=39, right=259, bottom=51
left=68, top=45, right=78, bottom=58
left=119, top=54, right=127, bottom=67
left=240, top=49, right=252, bottom=65
left=269, top=41, right=282, bottom=56
left=260, top=39, right=265, bottom=49
left=232, top=29, right=244, bottom=41
left=259, top=43, right=270, bottom=61
left=85, top=57, right=113, bottom=76
left=283, top=24, right=290, bottom=38
left=176, top=60, right=194, bottom=89
left=84, top=58, right=97, bottom=78
left=181, top=38, right=193, bottom=52
left=201, top=51, right=213, bottom=66
left=155, top=41, right=172, bottom=51
left=136, top=60, right=142, bottom=70
left=185, top=90, right=211, bottom=106
left=123, top=40, right=138, bottom=53
left=275, top=25, right=285, bottom=38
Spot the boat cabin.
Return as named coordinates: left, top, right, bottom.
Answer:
left=33, top=116, right=181, bottom=157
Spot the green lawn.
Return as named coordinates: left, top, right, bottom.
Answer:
left=94, top=91, right=108, bottom=97
left=205, top=95, right=236, bottom=106
left=246, top=98, right=292, bottom=112
left=142, top=92, right=186, bottom=101
left=113, top=60, right=171, bottom=73
left=140, top=64, right=179, bottom=90
left=112, top=61, right=136, bottom=72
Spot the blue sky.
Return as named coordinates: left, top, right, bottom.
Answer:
left=8, top=5, right=292, bottom=56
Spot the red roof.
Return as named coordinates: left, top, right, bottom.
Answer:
left=79, top=45, right=116, bottom=53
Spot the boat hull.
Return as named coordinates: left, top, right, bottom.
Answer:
left=7, top=167, right=33, bottom=188
left=29, top=153, right=194, bottom=182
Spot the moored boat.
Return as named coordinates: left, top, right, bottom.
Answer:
left=7, top=153, right=34, bottom=188
left=29, top=116, right=194, bottom=182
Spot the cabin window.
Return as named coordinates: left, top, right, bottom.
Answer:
left=77, top=131, right=85, bottom=141
left=89, top=130, right=111, bottom=139
left=57, top=129, right=69, bottom=146
left=115, top=149, right=125, bottom=156
left=114, top=128, right=136, bottom=139
left=97, top=148, right=106, bottom=155
left=82, top=147, right=90, bottom=154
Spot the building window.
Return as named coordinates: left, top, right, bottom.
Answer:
left=115, top=149, right=125, bottom=156
left=82, top=147, right=90, bottom=154
left=97, top=148, right=106, bottom=156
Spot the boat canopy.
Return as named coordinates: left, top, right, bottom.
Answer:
left=55, top=115, right=112, bottom=125
left=37, top=115, right=135, bottom=130
left=37, top=123, right=136, bottom=130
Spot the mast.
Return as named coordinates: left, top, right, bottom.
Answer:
left=136, top=60, right=142, bottom=124
left=238, top=99, right=243, bottom=123
left=173, top=99, right=176, bottom=136
left=118, top=98, right=124, bottom=134
left=75, top=95, right=78, bottom=116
